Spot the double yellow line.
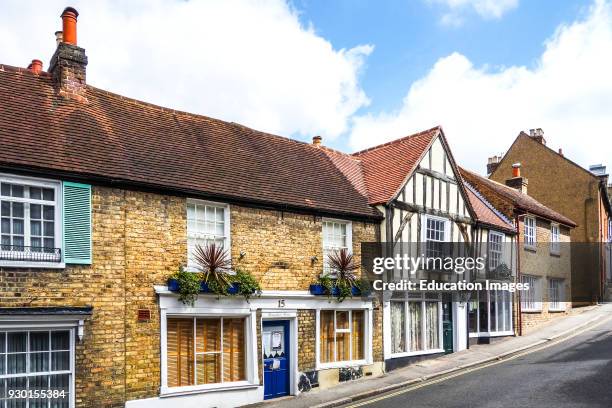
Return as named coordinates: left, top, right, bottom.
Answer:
left=347, top=315, right=612, bottom=407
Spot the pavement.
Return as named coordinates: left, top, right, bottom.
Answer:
left=250, top=303, right=612, bottom=408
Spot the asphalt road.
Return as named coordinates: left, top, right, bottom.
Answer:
left=347, top=317, right=612, bottom=408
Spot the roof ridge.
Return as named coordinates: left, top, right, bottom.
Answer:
left=0, top=63, right=52, bottom=78
left=464, top=181, right=514, bottom=227
left=351, top=126, right=441, bottom=156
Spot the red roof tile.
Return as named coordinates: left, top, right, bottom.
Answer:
left=464, top=182, right=515, bottom=233
left=460, top=167, right=576, bottom=227
left=352, top=127, right=440, bottom=205
left=0, top=65, right=380, bottom=220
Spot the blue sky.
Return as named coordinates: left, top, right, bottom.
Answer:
left=296, top=0, right=594, bottom=151
left=1, top=0, right=611, bottom=174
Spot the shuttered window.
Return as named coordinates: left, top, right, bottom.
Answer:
left=319, top=310, right=364, bottom=363
left=63, top=182, right=91, bottom=264
left=167, top=317, right=245, bottom=388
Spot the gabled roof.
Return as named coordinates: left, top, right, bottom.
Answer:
left=464, top=182, right=515, bottom=234
left=492, top=131, right=612, bottom=216
left=350, top=127, right=440, bottom=205
left=460, top=167, right=577, bottom=227
left=0, top=64, right=380, bottom=220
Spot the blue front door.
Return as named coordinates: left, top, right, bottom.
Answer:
left=263, top=320, right=290, bottom=399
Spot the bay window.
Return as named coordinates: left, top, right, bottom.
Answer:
left=390, top=293, right=442, bottom=355
left=468, top=290, right=513, bottom=336
left=1, top=175, right=61, bottom=264
left=166, top=317, right=246, bottom=388
left=186, top=201, right=230, bottom=269
left=319, top=310, right=364, bottom=364
left=0, top=329, right=73, bottom=408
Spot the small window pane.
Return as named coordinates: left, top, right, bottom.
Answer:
left=43, top=206, right=55, bottom=221
left=51, top=351, right=70, bottom=371
left=7, top=353, right=26, bottom=374
left=44, top=221, right=54, bottom=236
left=30, top=332, right=49, bottom=351
left=31, top=221, right=41, bottom=236
left=31, top=204, right=41, bottom=219
left=336, top=311, right=349, bottom=330
left=42, top=188, right=54, bottom=201
left=11, top=185, right=24, bottom=198
left=7, top=333, right=27, bottom=352
left=0, top=183, right=9, bottom=196
left=30, top=187, right=42, bottom=200
left=51, top=332, right=70, bottom=350
left=30, top=352, right=50, bottom=372
left=12, top=202, right=24, bottom=218
left=1, top=201, right=9, bottom=216
left=1, top=219, right=9, bottom=234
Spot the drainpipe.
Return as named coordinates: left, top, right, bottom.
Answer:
left=515, top=214, right=522, bottom=336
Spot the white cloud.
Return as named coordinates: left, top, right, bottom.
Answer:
left=350, top=0, right=612, bottom=174
left=428, top=0, right=519, bottom=26
left=0, top=0, right=372, bottom=139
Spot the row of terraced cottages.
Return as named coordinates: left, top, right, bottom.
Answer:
left=0, top=7, right=578, bottom=408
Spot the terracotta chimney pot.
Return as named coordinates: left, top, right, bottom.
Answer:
left=28, top=59, right=43, bottom=74
left=512, top=163, right=521, bottom=178
left=312, top=135, right=322, bottom=147
left=61, top=7, right=79, bottom=45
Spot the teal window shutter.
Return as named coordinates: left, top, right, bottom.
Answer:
left=63, top=181, right=92, bottom=264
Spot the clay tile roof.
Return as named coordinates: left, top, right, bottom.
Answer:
left=459, top=167, right=576, bottom=227
left=463, top=182, right=515, bottom=233
left=0, top=65, right=380, bottom=220
left=351, top=127, right=440, bottom=205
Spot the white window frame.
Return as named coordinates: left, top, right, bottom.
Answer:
left=0, top=327, right=75, bottom=408
left=488, top=231, right=504, bottom=270
left=550, top=223, right=560, bottom=255
left=521, top=275, right=542, bottom=312
left=186, top=199, right=231, bottom=271
left=524, top=216, right=536, bottom=249
left=468, top=290, right=513, bottom=338
left=160, top=311, right=256, bottom=396
left=389, top=292, right=444, bottom=358
left=322, top=218, right=352, bottom=275
left=548, top=278, right=565, bottom=312
left=315, top=307, right=372, bottom=370
left=0, top=173, right=64, bottom=269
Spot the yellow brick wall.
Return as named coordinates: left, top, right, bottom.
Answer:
left=0, top=186, right=380, bottom=406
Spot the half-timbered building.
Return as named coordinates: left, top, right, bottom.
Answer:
left=346, top=127, right=476, bottom=370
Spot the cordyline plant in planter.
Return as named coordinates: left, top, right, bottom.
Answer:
left=168, top=243, right=261, bottom=305
left=310, top=248, right=371, bottom=302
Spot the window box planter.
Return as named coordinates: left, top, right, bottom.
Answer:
left=168, top=278, right=242, bottom=295
left=309, top=283, right=367, bottom=297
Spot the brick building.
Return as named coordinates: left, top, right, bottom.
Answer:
left=0, top=8, right=385, bottom=408
left=487, top=129, right=612, bottom=303
left=461, top=167, right=575, bottom=334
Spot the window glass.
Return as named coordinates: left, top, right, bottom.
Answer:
left=319, top=310, right=365, bottom=363
left=167, top=317, right=245, bottom=388
left=425, top=218, right=446, bottom=258
left=550, top=225, right=560, bottom=253
left=524, top=217, right=536, bottom=247
left=391, top=302, right=406, bottom=353
left=322, top=221, right=350, bottom=274
left=488, top=232, right=503, bottom=270
left=521, top=275, right=540, bottom=310
left=186, top=202, right=227, bottom=267
left=0, top=330, right=72, bottom=407
left=0, top=178, right=60, bottom=262
left=548, top=279, right=564, bottom=311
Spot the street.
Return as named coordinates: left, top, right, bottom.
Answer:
left=346, top=317, right=612, bottom=408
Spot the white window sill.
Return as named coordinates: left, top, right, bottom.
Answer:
left=0, top=261, right=65, bottom=269
left=548, top=307, right=566, bottom=312
left=521, top=308, right=543, bottom=313
left=160, top=381, right=258, bottom=398
left=317, top=359, right=370, bottom=370
left=469, top=331, right=514, bottom=338
left=389, top=348, right=444, bottom=359
left=524, top=244, right=537, bottom=251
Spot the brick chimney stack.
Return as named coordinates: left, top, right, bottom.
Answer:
left=529, top=128, right=546, bottom=145
left=48, top=7, right=88, bottom=102
left=487, top=155, right=502, bottom=175
left=506, top=163, right=528, bottom=194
